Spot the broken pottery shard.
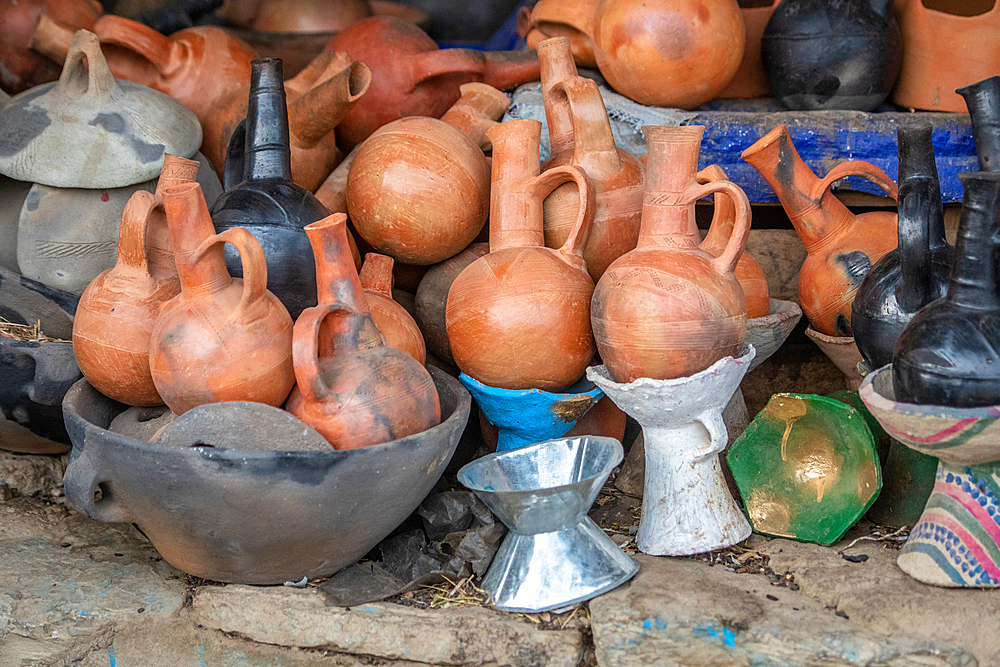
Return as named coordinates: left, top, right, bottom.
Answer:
left=151, top=401, right=332, bottom=451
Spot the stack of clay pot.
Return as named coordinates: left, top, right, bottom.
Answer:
left=0, top=30, right=211, bottom=296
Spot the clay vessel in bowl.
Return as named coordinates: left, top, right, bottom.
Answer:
left=61, top=365, right=469, bottom=584
left=151, top=182, right=295, bottom=415
left=286, top=213, right=440, bottom=449
left=359, top=252, right=426, bottom=364
left=592, top=125, right=751, bottom=384
left=347, top=82, right=506, bottom=266
left=325, top=16, right=541, bottom=149
left=592, top=0, right=745, bottom=109
left=446, top=119, right=597, bottom=391
left=741, top=124, right=898, bottom=337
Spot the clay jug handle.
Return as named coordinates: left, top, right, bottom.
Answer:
left=58, top=30, right=117, bottom=100
left=814, top=161, right=899, bottom=201
left=686, top=179, right=751, bottom=276
left=411, top=48, right=485, bottom=90
left=531, top=164, right=595, bottom=262
left=291, top=304, right=345, bottom=403
left=115, top=190, right=162, bottom=283
left=95, top=15, right=180, bottom=77
left=194, top=227, right=269, bottom=312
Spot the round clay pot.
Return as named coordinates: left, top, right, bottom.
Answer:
left=359, top=253, right=426, bottom=364
left=592, top=0, right=746, bottom=109
left=0, top=0, right=101, bottom=95
left=60, top=365, right=470, bottom=584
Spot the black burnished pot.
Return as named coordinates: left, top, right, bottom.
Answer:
left=893, top=172, right=1000, bottom=408
left=210, top=57, right=329, bottom=320
left=852, top=123, right=953, bottom=369
left=761, top=0, right=902, bottom=111
left=958, top=75, right=1000, bottom=173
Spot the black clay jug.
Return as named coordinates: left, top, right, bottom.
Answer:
left=893, top=172, right=1000, bottom=408
left=761, top=0, right=902, bottom=112
left=852, top=123, right=953, bottom=369
left=210, top=57, right=330, bottom=320
left=958, top=76, right=1000, bottom=173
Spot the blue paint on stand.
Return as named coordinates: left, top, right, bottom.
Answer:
left=459, top=373, right=602, bottom=451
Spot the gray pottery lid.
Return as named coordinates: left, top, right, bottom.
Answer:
left=0, top=30, right=202, bottom=189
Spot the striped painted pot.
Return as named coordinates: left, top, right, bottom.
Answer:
left=860, top=365, right=1000, bottom=588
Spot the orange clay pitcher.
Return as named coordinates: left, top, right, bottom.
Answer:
left=592, top=125, right=751, bottom=383
left=286, top=213, right=440, bottom=450
left=741, top=124, right=898, bottom=336
left=446, top=118, right=596, bottom=391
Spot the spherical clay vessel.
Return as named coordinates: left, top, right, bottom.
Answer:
left=592, top=0, right=746, bottom=109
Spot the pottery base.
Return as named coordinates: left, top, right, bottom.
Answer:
left=898, top=461, right=1000, bottom=588
left=482, top=517, right=639, bottom=613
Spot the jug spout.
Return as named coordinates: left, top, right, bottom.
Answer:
left=440, top=82, right=511, bottom=151
left=287, top=52, right=372, bottom=149
left=161, top=182, right=231, bottom=296
left=537, top=37, right=579, bottom=159
left=958, top=76, right=1000, bottom=173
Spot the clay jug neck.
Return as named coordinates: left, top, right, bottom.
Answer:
left=486, top=119, right=546, bottom=250
left=287, top=52, right=371, bottom=148
left=156, top=154, right=201, bottom=194
left=537, top=36, right=578, bottom=159
left=947, top=172, right=1000, bottom=311
left=741, top=124, right=853, bottom=251
left=243, top=58, right=293, bottom=183
left=305, top=214, right=383, bottom=351
left=638, top=125, right=704, bottom=250
left=161, top=182, right=231, bottom=296
left=896, top=123, right=946, bottom=312
left=359, top=252, right=394, bottom=296
left=958, top=76, right=1000, bottom=173
left=554, top=76, right=621, bottom=176
left=440, top=82, right=511, bottom=150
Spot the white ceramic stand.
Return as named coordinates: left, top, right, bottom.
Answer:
left=588, top=346, right=755, bottom=555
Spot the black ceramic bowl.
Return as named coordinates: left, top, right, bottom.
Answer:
left=62, top=366, right=470, bottom=584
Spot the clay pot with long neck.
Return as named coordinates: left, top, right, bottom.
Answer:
left=286, top=213, right=440, bottom=449
left=446, top=119, right=597, bottom=391
left=72, top=155, right=201, bottom=407
left=1, top=0, right=102, bottom=95
left=592, top=125, right=751, bottom=384
left=958, top=76, right=1000, bottom=173
left=851, top=123, right=953, bottom=369
left=359, top=252, right=426, bottom=364
left=346, top=82, right=509, bottom=265
left=741, top=124, right=898, bottom=337
left=211, top=58, right=330, bottom=321
left=150, top=182, right=295, bottom=414
left=540, top=70, right=645, bottom=281
left=324, top=16, right=540, bottom=150
left=696, top=164, right=769, bottom=319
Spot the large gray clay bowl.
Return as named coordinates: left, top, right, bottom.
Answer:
left=61, top=366, right=471, bottom=584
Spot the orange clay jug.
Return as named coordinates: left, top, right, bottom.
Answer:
left=697, top=164, right=770, bottom=319
left=286, top=213, right=440, bottom=450
left=539, top=59, right=644, bottom=281
left=72, top=156, right=200, bottom=406
left=741, top=124, right=898, bottom=336
left=517, top=0, right=600, bottom=67
left=150, top=182, right=295, bottom=414
left=359, top=252, right=426, bottom=364
left=592, top=125, right=751, bottom=383
left=446, top=118, right=597, bottom=391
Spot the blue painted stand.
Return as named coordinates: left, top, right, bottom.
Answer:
left=459, top=373, right=602, bottom=452
left=690, top=100, right=976, bottom=203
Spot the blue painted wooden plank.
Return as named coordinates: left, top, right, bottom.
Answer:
left=687, top=108, right=977, bottom=203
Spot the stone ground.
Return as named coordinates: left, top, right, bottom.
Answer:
left=2, top=326, right=997, bottom=666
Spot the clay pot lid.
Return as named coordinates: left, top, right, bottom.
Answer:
left=0, top=30, right=202, bottom=189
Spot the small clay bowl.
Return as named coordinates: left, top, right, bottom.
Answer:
left=745, top=298, right=802, bottom=372
left=61, top=366, right=470, bottom=584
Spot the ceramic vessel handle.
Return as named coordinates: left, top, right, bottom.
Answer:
left=63, top=450, right=134, bottom=523
left=814, top=161, right=898, bottom=200
left=193, top=227, right=269, bottom=312
left=58, top=30, right=117, bottom=100
left=94, top=15, right=179, bottom=77
left=411, top=48, right=485, bottom=90
left=114, top=190, right=163, bottom=284
left=291, top=304, right=347, bottom=403
left=686, top=179, right=751, bottom=276
left=693, top=409, right=728, bottom=461
left=531, top=164, right=595, bottom=261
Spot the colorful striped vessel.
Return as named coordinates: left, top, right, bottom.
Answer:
left=860, top=365, right=1000, bottom=588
